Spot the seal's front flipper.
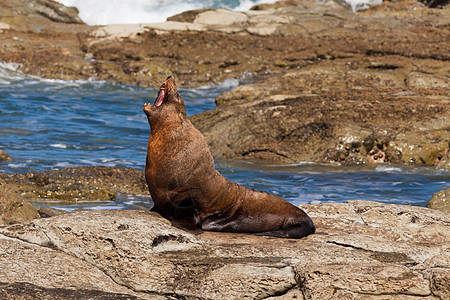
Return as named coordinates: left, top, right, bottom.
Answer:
left=171, top=219, right=203, bottom=235
left=172, top=198, right=203, bottom=235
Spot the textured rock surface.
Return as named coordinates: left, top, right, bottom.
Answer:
left=0, top=179, right=40, bottom=225
left=190, top=66, right=449, bottom=165
left=0, top=166, right=148, bottom=203
left=0, top=0, right=84, bottom=27
left=428, top=188, right=450, bottom=212
left=0, top=200, right=448, bottom=299
left=0, top=149, right=12, bottom=162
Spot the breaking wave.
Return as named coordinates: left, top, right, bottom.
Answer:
left=56, top=0, right=278, bottom=25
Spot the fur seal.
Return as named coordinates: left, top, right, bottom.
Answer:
left=143, top=76, right=315, bottom=238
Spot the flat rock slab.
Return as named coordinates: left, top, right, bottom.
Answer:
left=0, top=200, right=448, bottom=299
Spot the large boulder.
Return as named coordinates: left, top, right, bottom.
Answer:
left=0, top=200, right=448, bottom=299
left=427, top=188, right=450, bottom=212
left=0, top=178, right=39, bottom=225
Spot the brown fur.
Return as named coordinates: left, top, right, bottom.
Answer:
left=143, top=76, right=315, bottom=238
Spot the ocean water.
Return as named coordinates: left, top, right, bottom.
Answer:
left=0, top=62, right=449, bottom=211
left=56, top=0, right=279, bottom=25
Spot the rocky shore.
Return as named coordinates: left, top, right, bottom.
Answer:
left=0, top=166, right=149, bottom=225
left=0, top=200, right=449, bottom=299
left=0, top=2, right=449, bottom=298
left=1, top=0, right=449, bottom=167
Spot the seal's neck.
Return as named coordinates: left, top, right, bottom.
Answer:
left=149, top=109, right=186, bottom=134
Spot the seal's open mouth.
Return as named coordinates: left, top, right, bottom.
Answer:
left=154, top=85, right=165, bottom=107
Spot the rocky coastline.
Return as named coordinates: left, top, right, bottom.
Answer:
left=0, top=1, right=449, bottom=298
left=0, top=0, right=449, bottom=168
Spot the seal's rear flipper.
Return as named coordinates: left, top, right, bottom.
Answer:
left=253, top=222, right=316, bottom=239
left=172, top=198, right=203, bottom=235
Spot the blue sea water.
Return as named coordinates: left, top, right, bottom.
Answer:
left=0, top=63, right=449, bottom=211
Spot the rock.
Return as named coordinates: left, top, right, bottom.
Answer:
left=0, top=178, right=40, bottom=225
left=0, top=166, right=148, bottom=203
left=427, top=188, right=450, bottom=212
left=0, top=22, right=10, bottom=30
left=0, top=149, right=12, bottom=162
left=194, top=8, right=249, bottom=27
left=190, top=59, right=450, bottom=166
left=167, top=8, right=215, bottom=23
left=0, top=200, right=448, bottom=299
left=436, top=148, right=450, bottom=169
left=27, top=0, right=84, bottom=24
left=0, top=229, right=150, bottom=299
left=0, top=0, right=85, bottom=30
left=37, top=206, right=67, bottom=218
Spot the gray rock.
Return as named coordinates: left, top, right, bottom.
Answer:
left=0, top=200, right=448, bottom=299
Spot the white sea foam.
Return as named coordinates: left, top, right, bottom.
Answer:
left=338, top=0, right=382, bottom=12
left=90, top=205, right=124, bottom=210
left=50, top=143, right=68, bottom=149
left=56, top=0, right=278, bottom=25
left=0, top=60, right=113, bottom=88
left=0, top=61, right=26, bottom=82
left=0, top=61, right=22, bottom=72
left=191, top=78, right=240, bottom=94
left=7, top=163, right=27, bottom=169
left=54, top=162, right=74, bottom=168
left=310, top=200, right=322, bottom=204
left=213, top=78, right=240, bottom=90
left=375, top=165, right=403, bottom=173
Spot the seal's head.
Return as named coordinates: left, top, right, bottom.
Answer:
left=143, top=76, right=187, bottom=126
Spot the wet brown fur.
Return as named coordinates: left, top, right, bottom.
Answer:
left=143, top=76, right=315, bottom=238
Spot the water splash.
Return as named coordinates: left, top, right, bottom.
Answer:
left=56, top=0, right=278, bottom=25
